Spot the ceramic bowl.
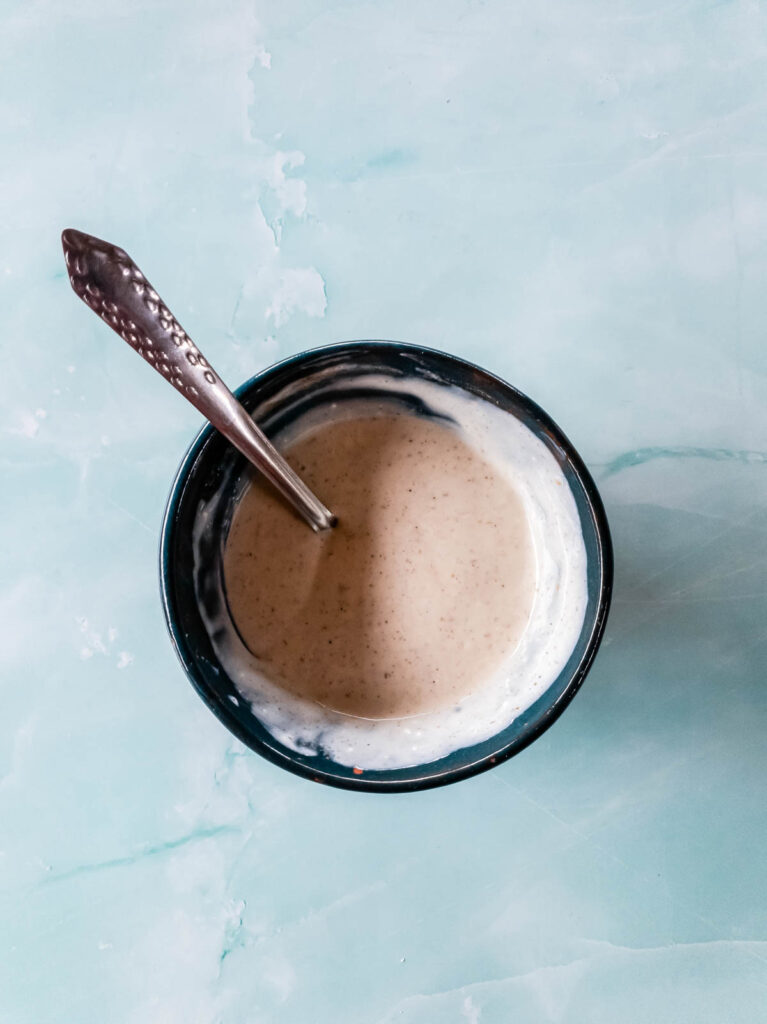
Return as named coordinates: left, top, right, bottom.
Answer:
left=160, top=341, right=612, bottom=792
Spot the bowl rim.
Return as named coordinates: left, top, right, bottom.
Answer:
left=160, top=339, right=613, bottom=793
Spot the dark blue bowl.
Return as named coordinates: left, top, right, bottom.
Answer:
left=160, top=341, right=612, bottom=792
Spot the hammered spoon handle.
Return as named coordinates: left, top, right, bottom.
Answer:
left=61, top=229, right=335, bottom=532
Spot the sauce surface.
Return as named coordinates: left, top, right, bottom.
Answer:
left=223, top=413, right=536, bottom=719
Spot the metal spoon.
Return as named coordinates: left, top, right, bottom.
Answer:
left=61, top=229, right=336, bottom=532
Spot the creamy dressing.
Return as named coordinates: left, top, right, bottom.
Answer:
left=195, top=377, right=588, bottom=771
left=224, top=414, right=536, bottom=719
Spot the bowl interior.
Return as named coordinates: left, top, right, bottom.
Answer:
left=161, top=342, right=612, bottom=792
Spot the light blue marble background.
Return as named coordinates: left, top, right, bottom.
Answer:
left=2, top=1, right=767, bottom=1020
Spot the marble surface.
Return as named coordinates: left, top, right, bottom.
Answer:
left=2, top=0, right=767, bottom=1020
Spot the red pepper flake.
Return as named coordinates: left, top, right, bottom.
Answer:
left=353, top=766, right=364, bottom=775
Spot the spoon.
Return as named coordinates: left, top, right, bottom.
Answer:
left=61, top=229, right=336, bottom=532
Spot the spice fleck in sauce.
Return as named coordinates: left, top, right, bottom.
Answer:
left=224, top=414, right=536, bottom=719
